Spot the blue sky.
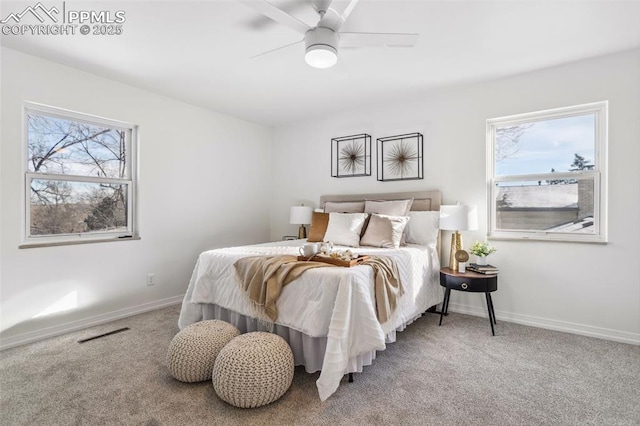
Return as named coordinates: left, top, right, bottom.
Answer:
left=496, top=114, right=595, bottom=176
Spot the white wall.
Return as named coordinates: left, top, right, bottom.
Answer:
left=0, top=47, right=272, bottom=348
left=271, top=49, right=640, bottom=344
left=2, top=47, right=638, bottom=349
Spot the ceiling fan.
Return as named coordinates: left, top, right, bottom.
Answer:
left=241, top=0, right=419, bottom=69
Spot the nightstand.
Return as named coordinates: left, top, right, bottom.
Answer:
left=439, top=267, right=498, bottom=335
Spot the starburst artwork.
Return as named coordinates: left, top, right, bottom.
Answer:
left=377, top=133, right=423, bottom=181
left=386, top=140, right=417, bottom=177
left=339, top=142, right=365, bottom=174
left=331, top=134, right=371, bottom=177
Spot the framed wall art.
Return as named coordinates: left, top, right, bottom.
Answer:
left=331, top=134, right=372, bottom=178
left=376, top=132, right=423, bottom=181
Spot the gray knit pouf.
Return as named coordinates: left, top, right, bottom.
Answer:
left=167, top=320, right=240, bottom=383
left=212, top=332, right=294, bottom=408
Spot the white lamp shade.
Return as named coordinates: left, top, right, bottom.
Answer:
left=289, top=206, right=313, bottom=225
left=440, top=205, right=478, bottom=231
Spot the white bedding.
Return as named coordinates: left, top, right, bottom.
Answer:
left=178, top=239, right=442, bottom=400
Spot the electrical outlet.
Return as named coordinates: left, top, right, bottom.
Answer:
left=147, top=273, right=155, bottom=286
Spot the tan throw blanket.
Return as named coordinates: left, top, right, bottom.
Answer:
left=361, top=256, right=404, bottom=324
left=234, top=255, right=333, bottom=322
left=234, top=254, right=403, bottom=324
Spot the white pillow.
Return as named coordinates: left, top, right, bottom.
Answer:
left=323, top=213, right=368, bottom=247
left=404, top=211, right=440, bottom=246
left=364, top=199, right=413, bottom=216
left=360, top=214, right=410, bottom=248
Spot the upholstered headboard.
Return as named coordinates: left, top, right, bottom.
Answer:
left=319, top=190, right=442, bottom=250
left=319, top=190, right=441, bottom=212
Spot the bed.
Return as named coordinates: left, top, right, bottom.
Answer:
left=178, top=190, right=443, bottom=401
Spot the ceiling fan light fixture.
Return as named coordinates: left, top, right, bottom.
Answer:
left=304, top=27, right=339, bottom=69
left=305, top=45, right=338, bottom=68
left=243, top=1, right=420, bottom=67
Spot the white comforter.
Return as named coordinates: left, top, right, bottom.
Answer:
left=179, top=240, right=442, bottom=401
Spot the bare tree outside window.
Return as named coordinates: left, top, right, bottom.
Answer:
left=24, top=104, right=136, bottom=245
left=495, top=123, right=533, bottom=162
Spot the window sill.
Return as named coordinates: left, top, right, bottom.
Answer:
left=488, top=232, right=607, bottom=244
left=19, top=235, right=141, bottom=249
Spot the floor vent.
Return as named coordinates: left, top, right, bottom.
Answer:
left=78, top=327, right=130, bottom=343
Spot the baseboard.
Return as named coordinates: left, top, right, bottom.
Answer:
left=0, top=295, right=184, bottom=351
left=4, top=296, right=637, bottom=350
left=447, top=302, right=640, bottom=346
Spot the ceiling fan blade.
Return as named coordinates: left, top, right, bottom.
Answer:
left=250, top=39, right=304, bottom=59
left=244, top=1, right=309, bottom=31
left=240, top=0, right=311, bottom=35
left=318, top=0, right=360, bottom=31
left=334, top=0, right=360, bottom=25
left=339, top=32, right=419, bottom=48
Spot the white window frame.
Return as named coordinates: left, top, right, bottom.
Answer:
left=486, top=101, right=608, bottom=243
left=21, top=102, right=139, bottom=248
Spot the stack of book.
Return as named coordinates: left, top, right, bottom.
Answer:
left=467, top=263, right=499, bottom=274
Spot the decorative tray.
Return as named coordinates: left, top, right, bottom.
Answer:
left=297, top=255, right=370, bottom=267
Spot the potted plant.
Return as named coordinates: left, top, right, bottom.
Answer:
left=469, top=240, right=497, bottom=265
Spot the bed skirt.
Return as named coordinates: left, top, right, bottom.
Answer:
left=195, top=303, right=423, bottom=376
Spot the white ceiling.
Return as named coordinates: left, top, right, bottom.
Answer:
left=1, top=0, right=639, bottom=126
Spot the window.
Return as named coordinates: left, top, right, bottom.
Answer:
left=22, top=103, right=138, bottom=247
left=486, top=102, right=607, bottom=243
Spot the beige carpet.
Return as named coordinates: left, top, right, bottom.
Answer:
left=1, top=304, right=639, bottom=425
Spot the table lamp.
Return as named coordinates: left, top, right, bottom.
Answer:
left=289, top=205, right=313, bottom=239
left=440, top=204, right=478, bottom=273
